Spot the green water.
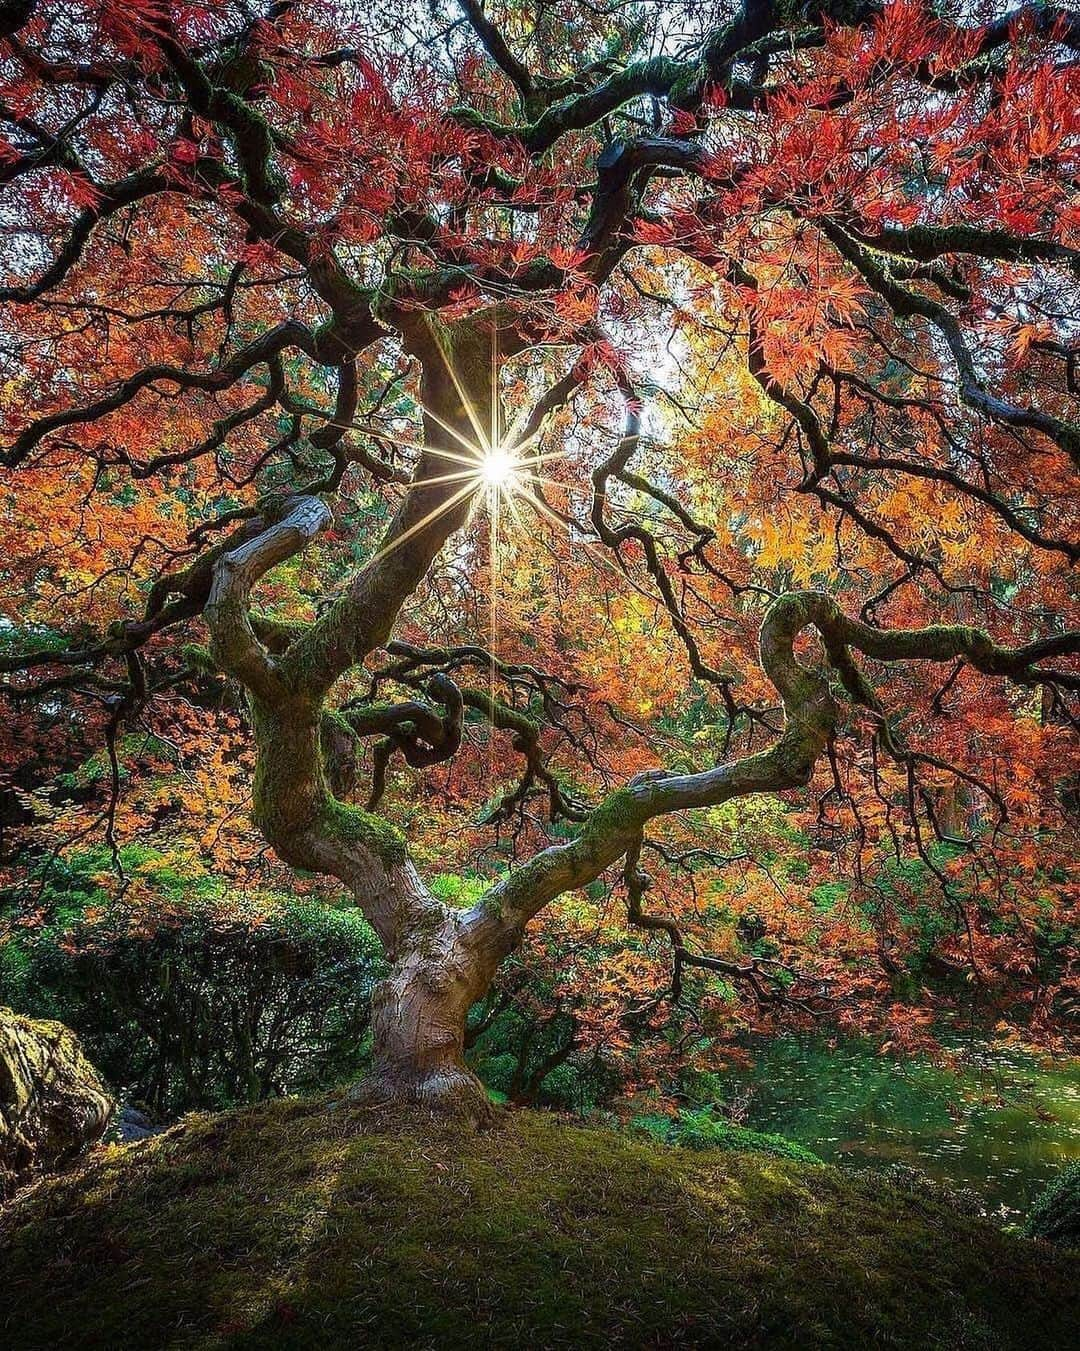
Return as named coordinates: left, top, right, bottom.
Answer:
left=727, top=1035, right=1080, bottom=1219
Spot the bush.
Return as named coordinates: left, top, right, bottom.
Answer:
left=1024, top=1161, right=1080, bottom=1248
left=465, top=1003, right=614, bottom=1111
left=0, top=847, right=385, bottom=1119
left=631, top=1107, right=823, bottom=1163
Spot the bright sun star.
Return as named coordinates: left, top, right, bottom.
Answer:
left=479, top=445, right=516, bottom=488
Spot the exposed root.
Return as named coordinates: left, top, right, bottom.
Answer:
left=341, top=1064, right=500, bottom=1129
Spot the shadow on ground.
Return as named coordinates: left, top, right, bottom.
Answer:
left=1, top=1094, right=1076, bottom=1349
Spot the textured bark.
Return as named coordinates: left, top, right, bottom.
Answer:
left=349, top=912, right=502, bottom=1122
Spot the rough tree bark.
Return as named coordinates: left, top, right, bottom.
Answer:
left=361, top=915, right=506, bottom=1121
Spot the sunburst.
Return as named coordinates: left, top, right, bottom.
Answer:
left=353, top=335, right=601, bottom=766
left=477, top=445, right=518, bottom=489
left=360, top=342, right=571, bottom=577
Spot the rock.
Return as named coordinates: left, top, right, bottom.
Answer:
left=117, top=1107, right=164, bottom=1143
left=0, top=1007, right=113, bottom=1199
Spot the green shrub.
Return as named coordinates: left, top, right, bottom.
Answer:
left=0, top=848, right=385, bottom=1118
left=631, top=1107, right=823, bottom=1163
left=465, top=1003, right=610, bottom=1110
left=1024, top=1161, right=1080, bottom=1248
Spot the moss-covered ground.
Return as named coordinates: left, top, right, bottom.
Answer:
left=1, top=1096, right=1076, bottom=1350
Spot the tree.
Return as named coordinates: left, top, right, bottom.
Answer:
left=0, top=0, right=1076, bottom=1120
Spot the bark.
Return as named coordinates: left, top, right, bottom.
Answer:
left=349, top=910, right=504, bottom=1123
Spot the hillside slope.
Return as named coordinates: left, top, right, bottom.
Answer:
left=1, top=1096, right=1076, bottom=1350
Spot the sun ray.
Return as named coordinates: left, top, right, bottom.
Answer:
left=340, top=423, right=483, bottom=469
left=404, top=443, right=576, bottom=484
left=348, top=426, right=436, bottom=458
left=516, top=477, right=577, bottom=518
left=513, top=445, right=577, bottom=466
left=491, top=316, right=499, bottom=463
left=429, top=332, right=493, bottom=454
left=404, top=468, right=487, bottom=490
left=499, top=481, right=528, bottom=531
left=510, top=484, right=650, bottom=595
left=487, top=313, right=500, bottom=765
left=421, top=444, right=494, bottom=469
left=359, top=480, right=480, bottom=573
left=514, top=483, right=580, bottom=531
left=503, top=424, right=544, bottom=455
left=420, top=438, right=573, bottom=478
left=412, top=397, right=487, bottom=457
left=336, top=415, right=574, bottom=483
left=489, top=465, right=499, bottom=759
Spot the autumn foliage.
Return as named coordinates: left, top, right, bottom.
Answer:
left=0, top=1, right=1077, bottom=1110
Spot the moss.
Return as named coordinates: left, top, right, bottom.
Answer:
left=667, top=67, right=702, bottom=107
left=596, top=785, right=640, bottom=829
left=447, top=104, right=502, bottom=134
left=338, top=702, right=405, bottom=736
left=320, top=709, right=356, bottom=740
left=250, top=614, right=312, bottom=652
left=318, top=800, right=406, bottom=864
left=181, top=643, right=219, bottom=674
left=2, top=1099, right=1076, bottom=1350
left=429, top=874, right=489, bottom=909
left=575, top=786, right=642, bottom=853
left=247, top=699, right=324, bottom=846
left=1, top=1009, right=113, bottom=1196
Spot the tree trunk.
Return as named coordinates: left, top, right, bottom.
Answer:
left=351, top=913, right=503, bottom=1124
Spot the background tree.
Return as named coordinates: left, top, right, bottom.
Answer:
left=0, top=0, right=1076, bottom=1119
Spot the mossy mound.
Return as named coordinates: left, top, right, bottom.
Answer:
left=631, top=1106, right=825, bottom=1163
left=1, top=1097, right=1076, bottom=1350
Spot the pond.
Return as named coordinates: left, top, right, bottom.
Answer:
left=726, top=1034, right=1080, bottom=1220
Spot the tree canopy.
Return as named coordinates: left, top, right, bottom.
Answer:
left=0, top=0, right=1077, bottom=1116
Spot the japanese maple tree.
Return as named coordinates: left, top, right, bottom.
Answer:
left=1, top=0, right=1077, bottom=1118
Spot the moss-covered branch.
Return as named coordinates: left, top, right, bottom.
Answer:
left=473, top=592, right=1079, bottom=940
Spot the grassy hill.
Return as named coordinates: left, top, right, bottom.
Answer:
left=1, top=1095, right=1076, bottom=1350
